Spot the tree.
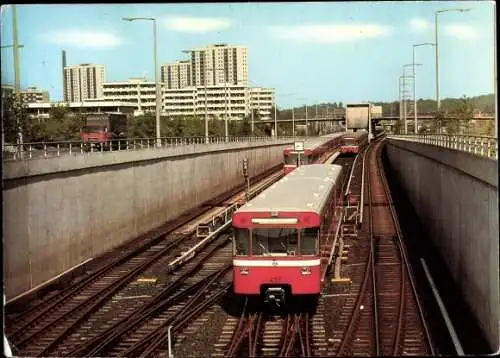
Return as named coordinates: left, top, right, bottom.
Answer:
left=49, top=105, right=69, bottom=120
left=3, top=93, right=27, bottom=144
left=393, top=119, right=403, bottom=134
left=239, top=116, right=252, bottom=136
left=431, top=110, right=446, bottom=134
left=263, top=123, right=273, bottom=137
left=129, top=113, right=155, bottom=138
left=454, top=95, right=473, bottom=135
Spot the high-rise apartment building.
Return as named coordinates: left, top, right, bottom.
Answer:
left=184, top=44, right=248, bottom=87
left=64, top=63, right=105, bottom=102
left=161, top=61, right=192, bottom=89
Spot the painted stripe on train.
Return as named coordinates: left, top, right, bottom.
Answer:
left=233, top=259, right=321, bottom=267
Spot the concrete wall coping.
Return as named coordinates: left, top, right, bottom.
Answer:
left=385, top=138, right=498, bottom=188
left=3, top=139, right=294, bottom=181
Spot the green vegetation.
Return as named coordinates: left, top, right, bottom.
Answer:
left=2, top=93, right=495, bottom=143
left=375, top=94, right=495, bottom=136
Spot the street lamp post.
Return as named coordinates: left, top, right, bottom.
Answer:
left=2, top=5, right=25, bottom=153
left=435, top=8, right=471, bottom=115
left=399, top=75, right=404, bottom=133
left=413, top=43, right=436, bottom=134
left=274, top=102, right=277, bottom=137
left=1, top=42, right=25, bottom=146
left=305, top=105, right=308, bottom=137
left=315, top=103, right=319, bottom=134
left=123, top=17, right=161, bottom=146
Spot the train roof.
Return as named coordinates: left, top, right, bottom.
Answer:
left=285, top=133, right=345, bottom=152
left=235, top=164, right=343, bottom=215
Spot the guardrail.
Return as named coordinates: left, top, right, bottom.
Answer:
left=387, top=134, right=498, bottom=160
left=2, top=136, right=300, bottom=162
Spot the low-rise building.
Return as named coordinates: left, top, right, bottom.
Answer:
left=1, top=85, right=50, bottom=103
left=26, top=101, right=135, bottom=120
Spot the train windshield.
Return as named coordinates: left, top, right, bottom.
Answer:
left=83, top=126, right=106, bottom=133
left=342, top=138, right=357, bottom=146
left=284, top=153, right=310, bottom=165
left=252, top=228, right=298, bottom=256
left=284, top=153, right=298, bottom=165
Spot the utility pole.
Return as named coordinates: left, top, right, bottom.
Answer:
left=274, top=103, right=277, bottom=137
left=242, top=158, right=249, bottom=203
left=251, top=106, right=254, bottom=134
left=305, top=105, right=308, bottom=137
left=12, top=5, right=23, bottom=153
left=315, top=103, right=318, bottom=135
left=204, top=84, right=209, bottom=143
left=225, top=81, right=228, bottom=142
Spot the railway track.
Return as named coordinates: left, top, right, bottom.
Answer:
left=69, top=239, right=232, bottom=357
left=219, top=297, right=324, bottom=358
left=335, top=139, right=434, bottom=356
left=6, top=163, right=282, bottom=313
left=5, top=164, right=284, bottom=357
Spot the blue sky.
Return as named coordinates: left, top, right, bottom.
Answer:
left=0, top=2, right=495, bottom=108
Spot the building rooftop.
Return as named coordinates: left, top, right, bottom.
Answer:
left=27, top=101, right=136, bottom=108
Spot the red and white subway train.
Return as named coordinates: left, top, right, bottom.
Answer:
left=283, top=133, right=345, bottom=175
left=232, top=164, right=346, bottom=305
left=340, top=130, right=369, bottom=154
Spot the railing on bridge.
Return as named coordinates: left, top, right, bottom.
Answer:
left=387, top=134, right=498, bottom=160
left=2, top=136, right=299, bottom=161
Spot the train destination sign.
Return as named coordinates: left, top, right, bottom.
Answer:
left=294, top=141, right=305, bottom=152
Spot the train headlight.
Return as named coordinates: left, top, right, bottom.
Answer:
left=301, top=266, right=312, bottom=275
left=239, top=267, right=249, bottom=275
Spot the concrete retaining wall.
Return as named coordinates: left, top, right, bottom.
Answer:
left=384, top=138, right=499, bottom=351
left=3, top=140, right=292, bottom=300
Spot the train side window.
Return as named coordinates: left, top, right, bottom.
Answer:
left=235, top=229, right=250, bottom=255
left=300, top=228, right=319, bottom=255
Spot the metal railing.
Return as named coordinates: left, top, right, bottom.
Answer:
left=2, top=136, right=298, bottom=162
left=387, top=134, right=498, bottom=160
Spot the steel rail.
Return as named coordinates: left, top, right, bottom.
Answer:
left=224, top=300, right=249, bottom=357
left=344, top=151, right=361, bottom=198
left=13, top=233, right=189, bottom=349
left=377, top=139, right=435, bottom=355
left=138, top=281, right=232, bottom=358
left=68, top=238, right=231, bottom=357
left=367, top=141, right=381, bottom=356
left=337, top=140, right=379, bottom=356
left=7, top=162, right=281, bottom=322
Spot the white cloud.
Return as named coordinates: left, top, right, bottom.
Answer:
left=268, top=23, right=391, bottom=43
left=443, top=24, right=478, bottom=40
left=163, top=15, right=232, bottom=33
left=409, top=18, right=431, bottom=31
left=42, top=29, right=123, bottom=48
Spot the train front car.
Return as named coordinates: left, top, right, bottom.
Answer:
left=232, top=164, right=345, bottom=306
left=282, top=133, right=344, bottom=175
left=340, top=131, right=368, bottom=154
